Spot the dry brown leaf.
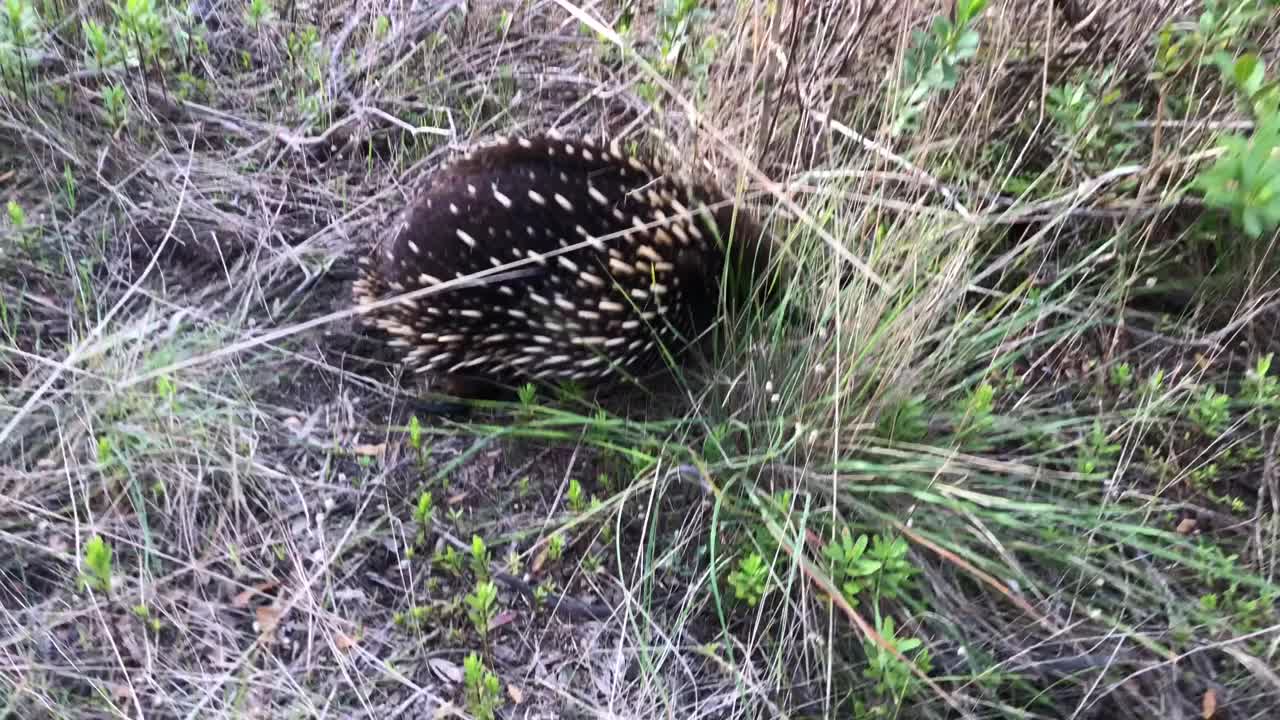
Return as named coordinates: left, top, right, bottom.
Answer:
left=489, top=610, right=518, bottom=631
left=1221, top=645, right=1280, bottom=691
left=1202, top=688, right=1216, bottom=718
left=1176, top=517, right=1198, bottom=535
left=335, top=632, right=358, bottom=651
left=255, top=606, right=281, bottom=643
left=354, top=443, right=385, bottom=457
left=428, top=657, right=463, bottom=684
left=233, top=581, right=280, bottom=608
left=507, top=683, right=524, bottom=704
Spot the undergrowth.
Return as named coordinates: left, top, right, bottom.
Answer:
left=2, top=0, right=1278, bottom=718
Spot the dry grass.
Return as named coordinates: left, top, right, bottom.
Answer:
left=3, top=0, right=1280, bottom=718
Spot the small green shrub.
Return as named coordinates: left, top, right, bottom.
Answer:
left=566, top=478, right=585, bottom=513
left=1242, top=354, right=1278, bottom=413
left=413, top=490, right=433, bottom=527
left=1192, top=110, right=1280, bottom=239
left=1189, top=386, right=1232, bottom=436
left=1110, top=362, right=1134, bottom=389
left=102, top=84, right=129, bottom=129
left=0, top=0, right=43, bottom=99
left=877, top=395, right=929, bottom=443
left=244, top=0, right=273, bottom=30
left=1077, top=421, right=1121, bottom=476
left=463, top=653, right=503, bottom=720
left=80, top=535, right=113, bottom=594
left=436, top=545, right=463, bottom=576
left=470, top=535, right=490, bottom=582
left=1045, top=68, right=1142, bottom=165
left=865, top=535, right=918, bottom=600
left=727, top=552, right=768, bottom=606
left=862, top=614, right=932, bottom=699
left=1152, top=0, right=1271, bottom=82
left=545, top=533, right=564, bottom=562
left=953, top=382, right=996, bottom=450
left=465, top=580, right=498, bottom=640
left=894, top=0, right=988, bottom=135
left=655, top=0, right=713, bottom=77
left=824, top=529, right=882, bottom=606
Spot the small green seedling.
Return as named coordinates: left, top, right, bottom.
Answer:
left=470, top=535, right=490, bottom=582
left=545, top=533, right=565, bottom=562
left=466, top=580, right=498, bottom=640
left=567, top=478, right=585, bottom=513
left=1192, top=111, right=1280, bottom=239
left=824, top=528, right=881, bottom=605
left=463, top=652, right=503, bottom=720
left=1189, top=386, right=1231, bottom=437
left=862, top=614, right=931, bottom=699
left=80, top=535, right=113, bottom=593
left=727, top=552, right=769, bottom=607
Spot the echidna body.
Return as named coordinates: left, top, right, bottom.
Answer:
left=352, top=132, right=770, bottom=397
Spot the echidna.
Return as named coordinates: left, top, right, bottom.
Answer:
left=351, top=131, right=776, bottom=399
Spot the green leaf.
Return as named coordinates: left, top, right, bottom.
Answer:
left=850, top=531, right=868, bottom=558
left=954, top=29, right=980, bottom=58
left=83, top=535, right=112, bottom=591
left=851, top=559, right=883, bottom=577
left=958, top=0, right=990, bottom=25
left=897, top=637, right=922, bottom=653
left=1243, top=207, right=1262, bottom=238
left=1233, top=53, right=1266, bottom=97
left=930, top=16, right=952, bottom=41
